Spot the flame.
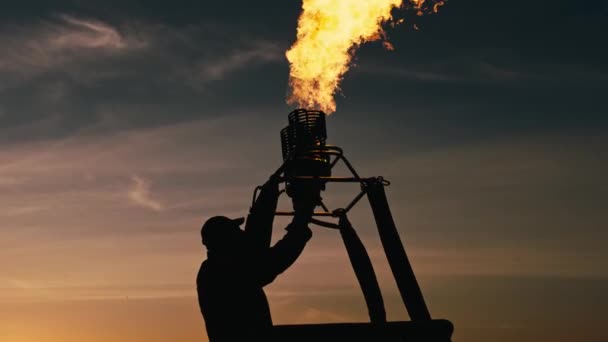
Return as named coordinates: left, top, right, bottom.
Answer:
left=383, top=41, right=396, bottom=51
left=433, top=1, right=445, bottom=13
left=286, top=0, right=445, bottom=114
left=413, top=0, right=426, bottom=8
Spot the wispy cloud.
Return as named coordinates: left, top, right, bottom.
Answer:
left=0, top=17, right=286, bottom=131
left=0, top=15, right=283, bottom=85
left=0, top=14, right=144, bottom=76
left=52, top=15, right=130, bottom=50
left=0, top=111, right=275, bottom=243
left=128, top=175, right=163, bottom=212
left=359, top=57, right=608, bottom=85
left=197, top=40, right=284, bottom=82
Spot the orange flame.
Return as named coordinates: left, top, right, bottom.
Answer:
left=433, top=1, right=446, bottom=13
left=286, top=0, right=444, bottom=114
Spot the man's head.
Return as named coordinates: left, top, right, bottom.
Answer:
left=201, top=216, right=245, bottom=256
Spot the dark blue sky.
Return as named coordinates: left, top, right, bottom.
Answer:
left=2, top=0, right=606, bottom=140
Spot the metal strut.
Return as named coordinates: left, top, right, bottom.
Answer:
left=336, top=210, right=386, bottom=324
left=365, top=178, right=431, bottom=321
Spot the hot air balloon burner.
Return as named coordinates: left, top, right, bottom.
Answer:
left=271, top=108, right=375, bottom=215
left=280, top=109, right=332, bottom=197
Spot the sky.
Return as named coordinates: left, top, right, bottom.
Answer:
left=0, top=0, right=607, bottom=341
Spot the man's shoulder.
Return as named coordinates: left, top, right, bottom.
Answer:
left=197, top=259, right=228, bottom=282
left=196, top=259, right=211, bottom=285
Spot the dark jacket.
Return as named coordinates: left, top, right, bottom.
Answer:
left=197, top=181, right=312, bottom=341
left=197, top=226, right=311, bottom=341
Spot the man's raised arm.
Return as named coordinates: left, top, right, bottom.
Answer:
left=254, top=183, right=319, bottom=286
left=244, top=176, right=280, bottom=252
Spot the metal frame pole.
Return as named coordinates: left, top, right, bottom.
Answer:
left=365, top=179, right=432, bottom=321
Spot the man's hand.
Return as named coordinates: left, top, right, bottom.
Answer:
left=244, top=173, right=282, bottom=249
left=292, top=201, right=315, bottom=227
left=261, top=174, right=280, bottom=195
left=251, top=174, right=280, bottom=212
left=290, top=180, right=323, bottom=227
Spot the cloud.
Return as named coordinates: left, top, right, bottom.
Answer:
left=52, top=15, right=130, bottom=50
left=197, top=40, right=284, bottom=82
left=128, top=175, right=163, bottom=212
left=0, top=107, right=605, bottom=284
left=0, top=14, right=144, bottom=77
left=0, top=110, right=281, bottom=242
left=0, top=16, right=284, bottom=87
left=0, top=17, right=287, bottom=140
left=358, top=56, right=608, bottom=86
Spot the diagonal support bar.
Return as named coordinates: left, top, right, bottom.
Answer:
left=337, top=212, right=387, bottom=323
left=365, top=179, right=432, bottom=321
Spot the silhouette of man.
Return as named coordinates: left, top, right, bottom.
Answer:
left=197, top=176, right=319, bottom=341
